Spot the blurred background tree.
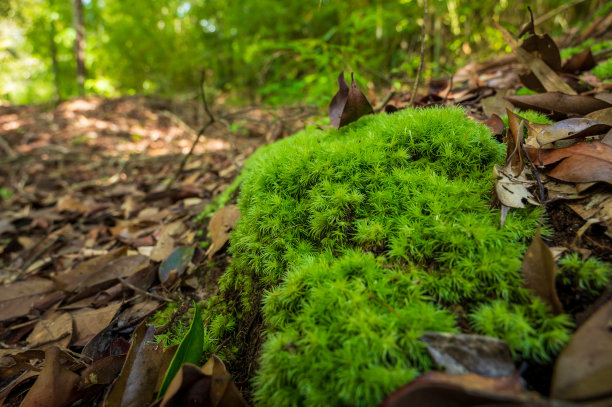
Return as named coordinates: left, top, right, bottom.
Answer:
left=0, top=0, right=608, bottom=106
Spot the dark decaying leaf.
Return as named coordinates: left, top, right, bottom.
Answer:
left=562, top=48, right=596, bottom=73
left=528, top=141, right=612, bottom=184
left=506, top=92, right=612, bottom=119
left=519, top=33, right=562, bottom=93
left=481, top=113, right=504, bottom=137
left=521, top=231, right=563, bottom=315
left=535, top=118, right=611, bottom=146
left=160, top=356, right=247, bottom=407
left=158, top=302, right=204, bottom=398
left=552, top=299, right=612, bottom=403
left=378, top=371, right=534, bottom=407
left=328, top=71, right=373, bottom=129
left=504, top=109, right=525, bottom=176
left=420, top=332, right=515, bottom=377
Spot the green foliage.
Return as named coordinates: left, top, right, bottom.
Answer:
left=195, top=107, right=579, bottom=405
left=158, top=302, right=204, bottom=398
left=2, top=0, right=606, bottom=104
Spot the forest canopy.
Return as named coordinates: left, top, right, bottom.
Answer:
left=0, top=0, right=608, bottom=106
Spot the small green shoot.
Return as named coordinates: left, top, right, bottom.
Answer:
left=157, top=302, right=204, bottom=399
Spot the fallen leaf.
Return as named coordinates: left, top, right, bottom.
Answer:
left=568, top=193, right=612, bottom=240
left=551, top=299, right=612, bottom=403
left=535, top=118, right=610, bottom=146
left=505, top=92, right=611, bottom=119
left=21, top=346, right=81, bottom=407
left=519, top=32, right=562, bottom=92
left=586, top=107, right=612, bottom=126
left=160, top=356, right=247, bottom=407
left=379, top=371, right=531, bottom=407
left=562, top=48, right=596, bottom=73
left=420, top=332, right=515, bottom=377
left=70, top=302, right=122, bottom=347
left=481, top=114, right=504, bottom=137
left=328, top=71, right=373, bottom=129
left=205, top=205, right=241, bottom=259
left=494, top=20, right=575, bottom=95
left=27, top=311, right=73, bottom=349
left=56, top=195, right=88, bottom=213
left=521, top=231, right=563, bottom=315
left=493, top=166, right=538, bottom=209
left=0, top=277, right=57, bottom=322
left=529, top=141, right=612, bottom=184
left=159, top=246, right=195, bottom=285
left=106, top=322, right=166, bottom=407
left=151, top=228, right=175, bottom=262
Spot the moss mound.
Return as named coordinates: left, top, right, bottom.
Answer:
left=201, top=107, right=576, bottom=406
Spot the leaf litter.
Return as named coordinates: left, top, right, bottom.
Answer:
left=2, top=6, right=612, bottom=406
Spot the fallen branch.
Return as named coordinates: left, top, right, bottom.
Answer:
left=410, top=0, right=427, bottom=106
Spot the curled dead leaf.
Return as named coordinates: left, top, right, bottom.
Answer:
left=328, top=71, right=373, bottom=129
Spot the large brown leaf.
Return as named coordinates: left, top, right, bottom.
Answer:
left=535, top=118, right=610, bottom=146
left=21, top=346, right=81, bottom=407
left=328, top=71, right=373, bottom=129
left=521, top=231, right=563, bottom=315
left=106, top=322, right=166, bottom=407
left=505, top=92, right=611, bottom=119
left=160, top=356, right=247, bottom=407
left=552, top=299, right=612, bottom=403
left=379, top=371, right=535, bottom=407
left=529, top=141, right=612, bottom=183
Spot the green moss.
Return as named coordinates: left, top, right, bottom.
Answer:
left=194, top=107, right=591, bottom=405
left=558, top=253, right=611, bottom=295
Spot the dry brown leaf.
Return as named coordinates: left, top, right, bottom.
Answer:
left=160, top=356, right=248, bottom=407
left=52, top=246, right=127, bottom=292
left=552, top=299, right=612, bottom=403
left=562, top=48, right=596, bottom=74
left=494, top=20, right=575, bottom=95
left=70, top=302, right=122, bottom=347
left=206, top=205, right=241, bottom=259
left=506, top=92, right=611, bottom=119
left=106, top=322, right=166, bottom=407
left=21, top=346, right=81, bottom=407
left=328, top=71, right=374, bottom=129
left=379, top=371, right=532, bottom=407
left=586, top=107, right=612, bottom=126
left=56, top=195, right=88, bottom=213
left=0, top=277, right=57, bottom=322
left=530, top=141, right=612, bottom=184
left=27, top=311, right=73, bottom=349
left=535, top=118, right=610, bottom=146
left=521, top=231, right=563, bottom=315
left=568, top=193, right=612, bottom=240
left=150, top=228, right=175, bottom=262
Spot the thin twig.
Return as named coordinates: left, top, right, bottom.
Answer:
left=167, top=70, right=216, bottom=190
left=410, top=0, right=427, bottom=106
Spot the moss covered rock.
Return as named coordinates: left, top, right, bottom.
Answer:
left=200, top=107, right=577, bottom=406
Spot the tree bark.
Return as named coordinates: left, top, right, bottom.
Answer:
left=49, top=0, right=61, bottom=101
left=72, top=0, right=86, bottom=96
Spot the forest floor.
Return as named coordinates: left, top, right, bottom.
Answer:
left=2, top=37, right=612, bottom=405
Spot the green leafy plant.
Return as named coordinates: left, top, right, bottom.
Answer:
left=157, top=301, right=204, bottom=399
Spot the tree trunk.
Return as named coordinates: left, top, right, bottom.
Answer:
left=72, top=0, right=86, bottom=96
left=49, top=0, right=61, bottom=101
